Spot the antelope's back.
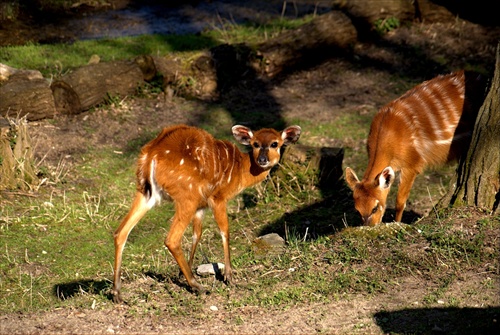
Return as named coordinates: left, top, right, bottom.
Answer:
left=368, top=70, right=485, bottom=169
left=135, top=125, right=241, bottom=199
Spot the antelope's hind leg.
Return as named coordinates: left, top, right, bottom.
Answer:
left=188, top=209, right=205, bottom=269
left=112, top=192, right=151, bottom=304
left=178, top=209, right=204, bottom=279
left=165, top=202, right=205, bottom=293
left=211, top=201, right=233, bottom=284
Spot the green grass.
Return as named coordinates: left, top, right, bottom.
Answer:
left=207, top=16, right=316, bottom=45
left=296, top=113, right=373, bottom=142
left=0, top=10, right=498, bottom=333
left=0, top=35, right=217, bottom=77
left=0, top=14, right=316, bottom=77
left=1, top=148, right=498, bottom=315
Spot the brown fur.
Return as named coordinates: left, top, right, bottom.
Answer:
left=112, top=124, right=301, bottom=303
left=345, top=70, right=485, bottom=225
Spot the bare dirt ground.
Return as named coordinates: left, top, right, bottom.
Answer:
left=1, top=1, right=500, bottom=334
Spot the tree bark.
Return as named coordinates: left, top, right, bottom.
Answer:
left=438, top=43, right=500, bottom=214
left=279, top=144, right=345, bottom=188
left=333, top=0, right=456, bottom=25
left=257, top=11, right=357, bottom=77
left=51, top=60, right=144, bottom=115
left=0, top=70, right=56, bottom=121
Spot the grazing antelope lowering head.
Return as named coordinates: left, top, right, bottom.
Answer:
left=112, top=124, right=301, bottom=303
left=345, top=70, right=485, bottom=226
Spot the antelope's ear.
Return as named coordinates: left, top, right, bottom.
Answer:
left=345, top=167, right=359, bottom=190
left=282, top=125, right=301, bottom=145
left=377, top=166, right=395, bottom=190
left=232, top=125, right=254, bottom=145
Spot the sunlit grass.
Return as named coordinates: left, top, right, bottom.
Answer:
left=0, top=35, right=217, bottom=77
left=1, top=119, right=498, bottom=315
left=206, top=16, right=316, bottom=45
left=0, top=15, right=315, bottom=77
left=0, top=9, right=498, bottom=322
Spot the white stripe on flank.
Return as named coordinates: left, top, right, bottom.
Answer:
left=147, top=159, right=162, bottom=209
left=434, top=138, right=453, bottom=146
left=227, top=145, right=236, bottom=183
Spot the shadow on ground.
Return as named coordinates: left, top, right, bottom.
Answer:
left=374, top=306, right=500, bottom=335
left=53, top=279, right=110, bottom=300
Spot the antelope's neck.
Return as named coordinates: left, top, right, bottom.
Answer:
left=364, top=154, right=393, bottom=181
left=240, top=151, right=271, bottom=188
left=213, top=141, right=269, bottom=193
left=362, top=109, right=401, bottom=181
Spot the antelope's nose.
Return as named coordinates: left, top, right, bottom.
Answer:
left=361, top=214, right=372, bottom=226
left=257, top=154, right=269, bottom=166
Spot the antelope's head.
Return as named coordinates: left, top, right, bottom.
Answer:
left=344, top=166, right=396, bottom=226
left=232, top=125, right=301, bottom=169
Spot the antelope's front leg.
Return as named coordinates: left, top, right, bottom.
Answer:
left=395, top=171, right=417, bottom=222
left=211, top=201, right=233, bottom=283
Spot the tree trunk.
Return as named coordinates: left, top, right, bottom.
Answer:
left=438, top=43, right=500, bottom=214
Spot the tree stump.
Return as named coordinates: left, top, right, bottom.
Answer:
left=0, top=116, right=38, bottom=191
left=51, top=60, right=144, bottom=115
left=280, top=144, right=345, bottom=188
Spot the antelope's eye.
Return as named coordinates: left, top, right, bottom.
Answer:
left=371, top=205, right=378, bottom=215
left=253, top=142, right=260, bottom=148
left=270, top=142, right=278, bottom=148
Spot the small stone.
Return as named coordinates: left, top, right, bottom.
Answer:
left=196, top=263, right=224, bottom=277
left=252, top=233, right=285, bottom=257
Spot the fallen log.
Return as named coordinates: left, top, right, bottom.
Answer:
left=0, top=70, right=56, bottom=121
left=256, top=11, right=358, bottom=77
left=50, top=60, right=144, bottom=115
left=156, top=10, right=358, bottom=99
left=332, top=0, right=456, bottom=26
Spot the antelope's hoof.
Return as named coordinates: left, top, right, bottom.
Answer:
left=223, top=272, right=233, bottom=285
left=111, top=291, right=124, bottom=304
left=190, top=280, right=207, bottom=294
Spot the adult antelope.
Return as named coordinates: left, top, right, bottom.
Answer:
left=345, top=70, right=486, bottom=226
left=112, top=124, right=301, bottom=303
